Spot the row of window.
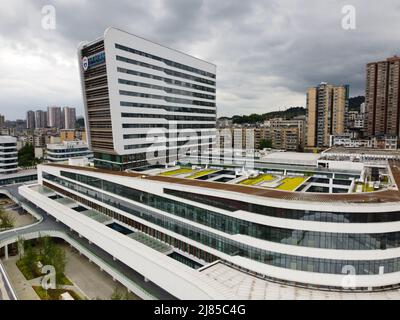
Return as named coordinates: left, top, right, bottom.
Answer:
left=47, top=148, right=90, bottom=153
left=57, top=171, right=400, bottom=251
left=164, top=189, right=400, bottom=223
left=0, top=144, right=16, bottom=148
left=122, top=123, right=216, bottom=129
left=0, top=164, right=17, bottom=169
left=115, top=44, right=216, bottom=79
left=118, top=78, right=215, bottom=101
left=120, top=101, right=216, bottom=114
left=47, top=153, right=93, bottom=159
left=123, top=131, right=216, bottom=140
left=117, top=67, right=215, bottom=93
left=43, top=180, right=219, bottom=265
left=119, top=90, right=215, bottom=107
left=116, top=55, right=215, bottom=86
left=121, top=112, right=216, bottom=122
left=0, top=174, right=37, bottom=186
left=124, top=141, right=204, bottom=151
left=0, top=160, right=18, bottom=164
left=43, top=172, right=400, bottom=275
left=0, top=149, right=17, bottom=153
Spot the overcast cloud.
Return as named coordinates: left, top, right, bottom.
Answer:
left=0, top=0, right=400, bottom=120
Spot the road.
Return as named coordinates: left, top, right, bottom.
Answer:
left=0, top=183, right=175, bottom=300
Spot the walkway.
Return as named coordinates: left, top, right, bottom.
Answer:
left=0, top=184, right=175, bottom=300
left=63, top=244, right=139, bottom=300
left=1, top=256, right=39, bottom=300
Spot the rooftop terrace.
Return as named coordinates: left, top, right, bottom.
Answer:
left=46, top=161, right=400, bottom=204
left=199, top=262, right=400, bottom=300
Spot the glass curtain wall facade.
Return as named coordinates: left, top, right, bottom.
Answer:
left=41, top=171, right=400, bottom=277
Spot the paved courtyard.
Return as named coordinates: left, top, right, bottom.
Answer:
left=62, top=244, right=141, bottom=300
left=1, top=256, right=39, bottom=300
left=0, top=195, right=36, bottom=229
left=1, top=243, right=141, bottom=300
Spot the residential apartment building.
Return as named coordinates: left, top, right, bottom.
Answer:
left=217, top=118, right=304, bottom=152
left=35, top=110, right=47, bottom=129
left=60, top=129, right=77, bottom=142
left=330, top=134, right=398, bottom=150
left=365, top=56, right=400, bottom=138
left=271, top=126, right=300, bottom=151
left=63, top=107, right=76, bottom=130
left=216, top=117, right=233, bottom=128
left=217, top=127, right=263, bottom=151
left=0, top=136, right=18, bottom=174
left=47, top=106, right=63, bottom=129
left=26, top=110, right=35, bottom=130
left=266, top=117, right=305, bottom=151
left=306, top=83, right=349, bottom=148
left=78, top=27, right=217, bottom=170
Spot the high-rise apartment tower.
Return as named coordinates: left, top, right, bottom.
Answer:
left=365, top=55, right=400, bottom=138
left=306, top=82, right=349, bottom=148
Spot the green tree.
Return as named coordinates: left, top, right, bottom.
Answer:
left=18, top=143, right=37, bottom=167
left=0, top=209, right=15, bottom=229
left=21, top=243, right=38, bottom=278
left=259, top=139, right=273, bottom=149
left=111, top=287, right=123, bottom=300
left=75, top=117, right=85, bottom=129
left=38, top=236, right=66, bottom=285
left=230, top=106, right=307, bottom=125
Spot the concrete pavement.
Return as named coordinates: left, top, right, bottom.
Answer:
left=1, top=256, right=39, bottom=300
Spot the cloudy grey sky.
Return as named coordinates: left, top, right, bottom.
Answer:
left=1, top=0, right=400, bottom=120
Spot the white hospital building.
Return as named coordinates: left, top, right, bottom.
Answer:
left=78, top=27, right=217, bottom=170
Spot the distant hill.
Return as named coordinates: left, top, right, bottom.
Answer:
left=348, top=96, right=365, bottom=112
left=223, top=97, right=366, bottom=125
left=228, top=107, right=306, bottom=124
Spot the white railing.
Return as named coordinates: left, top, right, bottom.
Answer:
left=0, top=261, right=17, bottom=300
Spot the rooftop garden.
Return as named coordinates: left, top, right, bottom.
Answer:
left=276, top=177, right=306, bottom=191
left=356, top=182, right=376, bottom=193
left=159, top=168, right=193, bottom=176
left=239, top=174, right=275, bottom=186
left=187, top=170, right=218, bottom=179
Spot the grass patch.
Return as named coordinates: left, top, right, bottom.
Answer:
left=356, top=183, right=377, bottom=193
left=58, top=274, right=73, bottom=286
left=33, top=286, right=82, bottom=300
left=276, top=177, right=306, bottom=191
left=364, top=184, right=376, bottom=192
left=186, top=170, right=217, bottom=179
left=159, top=168, right=193, bottom=176
left=239, top=174, right=275, bottom=186
left=16, top=259, right=72, bottom=285
left=16, top=259, right=36, bottom=280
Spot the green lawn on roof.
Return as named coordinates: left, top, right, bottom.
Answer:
left=159, top=168, right=193, bottom=176
left=276, top=177, right=306, bottom=191
left=361, top=183, right=376, bottom=192
left=187, top=170, right=217, bottom=179
left=239, top=174, right=275, bottom=186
